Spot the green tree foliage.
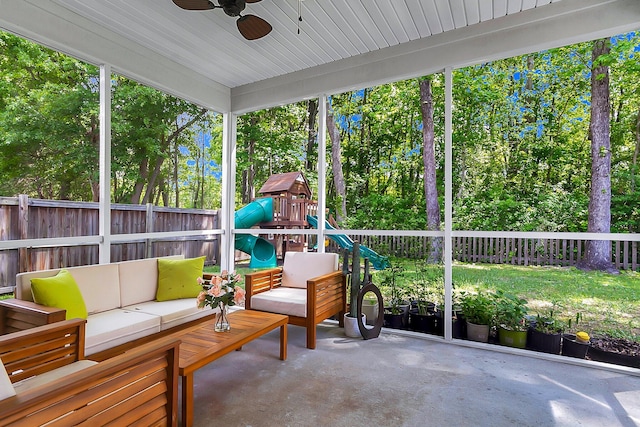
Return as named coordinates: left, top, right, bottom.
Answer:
left=0, top=31, right=221, bottom=207
left=0, top=31, right=99, bottom=200
left=1, top=28, right=639, bottom=236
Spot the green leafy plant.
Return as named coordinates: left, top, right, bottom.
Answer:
left=410, top=261, right=443, bottom=315
left=494, top=290, right=528, bottom=331
left=532, top=302, right=568, bottom=334
left=459, top=289, right=496, bottom=325
left=382, top=265, right=407, bottom=315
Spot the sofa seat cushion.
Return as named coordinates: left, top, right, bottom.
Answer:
left=250, top=287, right=307, bottom=318
left=12, top=360, right=97, bottom=394
left=123, top=299, right=215, bottom=331
left=85, top=309, right=161, bottom=356
left=281, top=252, right=339, bottom=289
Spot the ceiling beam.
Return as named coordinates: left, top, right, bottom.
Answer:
left=231, top=0, right=640, bottom=113
left=0, top=0, right=231, bottom=112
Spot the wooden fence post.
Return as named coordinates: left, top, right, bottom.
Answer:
left=146, top=203, right=154, bottom=259
left=18, top=195, right=29, bottom=273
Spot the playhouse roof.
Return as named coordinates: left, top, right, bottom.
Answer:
left=258, top=172, right=311, bottom=197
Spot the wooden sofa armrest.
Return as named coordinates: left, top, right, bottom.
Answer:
left=0, top=318, right=86, bottom=383
left=245, top=268, right=283, bottom=309
left=0, top=336, right=181, bottom=427
left=306, top=270, right=347, bottom=324
left=0, top=299, right=66, bottom=335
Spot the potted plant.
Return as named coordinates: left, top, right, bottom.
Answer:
left=382, top=265, right=409, bottom=329
left=459, top=289, right=496, bottom=343
left=344, top=244, right=367, bottom=338
left=561, top=313, right=590, bottom=359
left=409, top=261, right=442, bottom=335
left=527, top=303, right=566, bottom=354
left=494, top=290, right=528, bottom=348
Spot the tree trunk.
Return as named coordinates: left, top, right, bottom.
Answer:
left=241, top=117, right=257, bottom=204
left=419, top=78, right=442, bottom=264
left=306, top=99, right=318, bottom=172
left=632, top=107, right=640, bottom=193
left=173, top=136, right=180, bottom=207
left=579, top=39, right=617, bottom=273
left=326, top=101, right=347, bottom=223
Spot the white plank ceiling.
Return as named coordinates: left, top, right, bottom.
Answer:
left=48, top=0, right=562, bottom=88
left=4, top=0, right=639, bottom=112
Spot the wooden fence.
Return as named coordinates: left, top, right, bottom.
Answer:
left=2, top=196, right=637, bottom=290
left=328, top=234, right=639, bottom=271
left=0, top=195, right=219, bottom=290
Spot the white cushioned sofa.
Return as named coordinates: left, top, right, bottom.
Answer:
left=10, top=256, right=212, bottom=355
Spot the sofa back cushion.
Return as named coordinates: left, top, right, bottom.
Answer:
left=118, top=255, right=184, bottom=306
left=281, top=252, right=339, bottom=289
left=16, top=264, right=120, bottom=315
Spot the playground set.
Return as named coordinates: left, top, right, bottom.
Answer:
left=233, top=171, right=389, bottom=270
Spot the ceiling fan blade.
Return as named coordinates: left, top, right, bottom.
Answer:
left=237, top=15, right=272, bottom=40
left=172, top=0, right=214, bottom=10
left=245, top=0, right=262, bottom=3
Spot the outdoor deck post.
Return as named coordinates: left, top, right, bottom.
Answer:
left=316, top=94, right=328, bottom=253
left=99, top=64, right=112, bottom=265
left=221, top=112, right=237, bottom=271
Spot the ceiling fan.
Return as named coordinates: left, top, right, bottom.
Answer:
left=172, top=0, right=272, bottom=40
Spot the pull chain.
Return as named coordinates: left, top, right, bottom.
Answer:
left=297, top=0, right=302, bottom=34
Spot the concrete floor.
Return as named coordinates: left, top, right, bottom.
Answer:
left=189, top=323, right=640, bottom=427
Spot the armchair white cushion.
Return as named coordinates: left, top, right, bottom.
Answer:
left=281, top=252, right=339, bottom=288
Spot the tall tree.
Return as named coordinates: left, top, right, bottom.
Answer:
left=326, top=100, right=347, bottom=222
left=306, top=99, right=318, bottom=172
left=579, top=39, right=617, bottom=273
left=420, top=78, right=442, bottom=263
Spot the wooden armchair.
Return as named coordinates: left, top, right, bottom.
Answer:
left=0, top=318, right=180, bottom=426
left=245, top=252, right=347, bottom=349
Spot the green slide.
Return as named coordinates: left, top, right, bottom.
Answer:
left=235, top=198, right=277, bottom=268
left=306, top=215, right=390, bottom=270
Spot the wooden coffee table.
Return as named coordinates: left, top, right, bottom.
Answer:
left=178, top=309, right=288, bottom=427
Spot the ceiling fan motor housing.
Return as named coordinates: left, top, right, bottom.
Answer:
left=219, top=0, right=246, bottom=17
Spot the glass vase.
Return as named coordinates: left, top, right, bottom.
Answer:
left=214, top=303, right=231, bottom=332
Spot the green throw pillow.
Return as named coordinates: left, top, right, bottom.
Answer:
left=31, top=269, right=88, bottom=320
left=156, top=256, right=205, bottom=301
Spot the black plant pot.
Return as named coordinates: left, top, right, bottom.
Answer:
left=384, top=312, right=405, bottom=329
left=452, top=312, right=466, bottom=339
left=528, top=328, right=562, bottom=355
left=562, top=334, right=589, bottom=359
left=409, top=311, right=431, bottom=332
left=588, top=346, right=640, bottom=368
left=384, top=305, right=409, bottom=329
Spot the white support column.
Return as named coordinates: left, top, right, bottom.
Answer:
left=99, top=64, right=111, bottom=264
left=221, top=112, right=237, bottom=271
left=443, top=67, right=454, bottom=341
left=316, top=95, right=328, bottom=253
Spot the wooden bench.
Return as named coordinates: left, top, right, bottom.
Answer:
left=0, top=318, right=180, bottom=426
